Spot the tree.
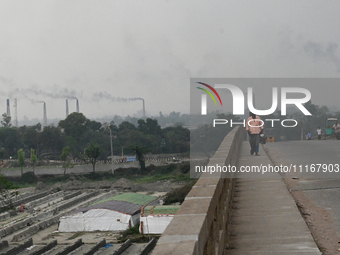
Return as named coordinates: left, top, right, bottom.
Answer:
left=302, top=100, right=318, bottom=116
left=118, top=121, right=136, bottom=132
left=126, top=145, right=149, bottom=171
left=1, top=113, right=11, bottom=127
left=17, top=149, right=25, bottom=177
left=58, top=113, right=100, bottom=158
left=162, top=126, right=190, bottom=153
left=84, top=142, right=100, bottom=173
left=22, top=127, right=39, bottom=152
left=30, top=149, right=37, bottom=175
left=0, top=128, right=22, bottom=159
left=85, top=119, right=102, bottom=132
left=58, top=112, right=88, bottom=138
left=39, top=126, right=65, bottom=156
left=0, top=174, right=18, bottom=212
left=60, top=146, right=74, bottom=175
left=138, top=118, right=162, bottom=136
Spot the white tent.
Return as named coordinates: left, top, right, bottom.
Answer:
left=59, top=209, right=140, bottom=232
left=140, top=215, right=175, bottom=234
left=139, top=205, right=180, bottom=234
left=59, top=200, right=141, bottom=232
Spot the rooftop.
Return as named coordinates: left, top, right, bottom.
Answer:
left=92, top=192, right=157, bottom=206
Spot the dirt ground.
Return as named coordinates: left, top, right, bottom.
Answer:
left=264, top=145, right=340, bottom=255
left=30, top=223, right=119, bottom=245
left=5, top=178, right=183, bottom=248
left=46, top=177, right=187, bottom=193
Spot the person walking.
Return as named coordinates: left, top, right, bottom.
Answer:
left=246, top=112, right=264, bottom=156
left=307, top=131, right=312, bottom=140
left=316, top=127, right=322, bottom=140
left=333, top=121, right=340, bottom=139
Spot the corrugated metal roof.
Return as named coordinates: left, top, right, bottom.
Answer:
left=70, top=200, right=143, bottom=215
left=92, top=193, right=157, bottom=206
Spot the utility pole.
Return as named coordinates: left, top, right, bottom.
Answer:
left=101, top=123, right=114, bottom=174
left=109, top=128, right=114, bottom=174
left=13, top=98, right=18, bottom=127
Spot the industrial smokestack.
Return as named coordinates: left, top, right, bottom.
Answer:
left=76, top=99, right=79, bottom=113
left=6, top=99, right=10, bottom=117
left=43, top=102, right=47, bottom=127
left=142, top=99, right=145, bottom=118
left=66, top=99, right=69, bottom=117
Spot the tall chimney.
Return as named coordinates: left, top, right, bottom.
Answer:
left=142, top=99, right=145, bottom=118
left=43, top=102, right=47, bottom=127
left=76, top=99, right=79, bottom=113
left=6, top=99, right=10, bottom=116
left=66, top=99, right=69, bottom=117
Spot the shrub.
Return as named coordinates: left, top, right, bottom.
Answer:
left=21, top=172, right=37, bottom=184
left=163, top=181, right=196, bottom=205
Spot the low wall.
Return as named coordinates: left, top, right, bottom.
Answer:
left=5, top=192, right=97, bottom=241
left=83, top=239, right=106, bottom=255
left=0, top=217, right=35, bottom=238
left=55, top=239, right=83, bottom=255
left=0, top=161, right=167, bottom=177
left=112, top=239, right=132, bottom=255
left=141, top=238, right=157, bottom=255
left=11, top=215, right=60, bottom=242
left=0, top=191, right=49, bottom=212
left=28, top=240, right=57, bottom=255
left=0, top=212, right=10, bottom=222
left=0, top=238, right=33, bottom=255
left=64, top=191, right=82, bottom=200
left=0, top=241, right=8, bottom=251
left=12, top=191, right=108, bottom=242
left=17, top=191, right=64, bottom=211
left=56, top=192, right=98, bottom=213
left=151, top=126, right=243, bottom=255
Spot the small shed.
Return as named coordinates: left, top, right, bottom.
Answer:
left=59, top=193, right=157, bottom=232
left=139, top=205, right=180, bottom=234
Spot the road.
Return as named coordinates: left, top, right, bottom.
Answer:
left=265, top=140, right=340, bottom=253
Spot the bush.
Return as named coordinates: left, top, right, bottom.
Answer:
left=146, top=164, right=157, bottom=172
left=163, top=181, right=196, bottom=205
left=179, top=163, right=190, bottom=174
left=117, top=224, right=159, bottom=243
left=121, top=223, right=140, bottom=237
left=84, top=172, right=101, bottom=180
left=157, top=164, right=177, bottom=174
left=21, top=172, right=37, bottom=184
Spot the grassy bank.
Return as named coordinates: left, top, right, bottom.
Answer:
left=8, top=161, right=191, bottom=188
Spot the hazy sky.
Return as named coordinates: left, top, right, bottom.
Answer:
left=1, top=1, right=340, bottom=123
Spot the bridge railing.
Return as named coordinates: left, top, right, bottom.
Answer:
left=151, top=126, right=244, bottom=255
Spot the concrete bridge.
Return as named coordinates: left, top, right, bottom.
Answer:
left=151, top=126, right=340, bottom=254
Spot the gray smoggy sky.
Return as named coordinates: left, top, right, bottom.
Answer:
left=1, top=0, right=340, bottom=123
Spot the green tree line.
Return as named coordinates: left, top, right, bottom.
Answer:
left=0, top=112, right=189, bottom=161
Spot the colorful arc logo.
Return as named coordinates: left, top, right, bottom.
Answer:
left=196, top=82, right=223, bottom=106
left=196, top=82, right=222, bottom=115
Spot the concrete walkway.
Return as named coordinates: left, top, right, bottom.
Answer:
left=226, top=142, right=321, bottom=254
